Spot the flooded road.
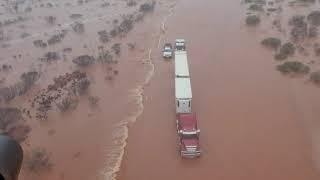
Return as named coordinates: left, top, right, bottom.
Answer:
left=119, top=0, right=320, bottom=179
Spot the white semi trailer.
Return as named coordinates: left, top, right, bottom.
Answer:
left=175, top=51, right=190, bottom=78
left=175, top=77, right=192, bottom=113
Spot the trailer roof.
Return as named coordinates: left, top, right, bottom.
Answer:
left=175, top=52, right=190, bottom=77
left=175, top=78, right=192, bottom=99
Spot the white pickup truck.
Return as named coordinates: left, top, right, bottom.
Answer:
left=163, top=43, right=173, bottom=58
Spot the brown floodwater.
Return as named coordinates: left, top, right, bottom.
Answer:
left=0, top=0, right=177, bottom=180
left=119, top=0, right=320, bottom=180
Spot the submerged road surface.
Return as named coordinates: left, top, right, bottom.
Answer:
left=119, top=0, right=320, bottom=179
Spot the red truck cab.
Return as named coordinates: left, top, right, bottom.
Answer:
left=177, top=113, right=201, bottom=158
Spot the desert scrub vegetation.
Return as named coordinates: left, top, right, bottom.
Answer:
left=0, top=71, right=40, bottom=102
left=98, top=30, right=109, bottom=43
left=56, top=96, right=79, bottom=112
left=127, top=42, right=136, bottom=50
left=25, top=148, right=52, bottom=173
left=127, top=0, right=137, bottom=7
left=70, top=14, right=83, bottom=19
left=277, top=61, right=310, bottom=74
left=139, top=1, right=156, bottom=13
left=33, top=40, right=47, bottom=48
left=45, top=16, right=56, bottom=25
left=246, top=15, right=260, bottom=25
left=47, top=33, right=65, bottom=45
left=0, top=107, right=31, bottom=143
left=261, top=37, right=281, bottom=50
left=274, top=42, right=295, bottom=60
left=111, top=43, right=121, bottom=55
left=72, top=55, right=95, bottom=67
left=289, top=15, right=308, bottom=41
left=97, top=50, right=114, bottom=64
left=248, top=4, right=264, bottom=11
left=72, top=22, right=85, bottom=33
left=71, top=77, right=91, bottom=95
left=88, top=96, right=99, bottom=106
left=42, top=52, right=60, bottom=62
left=310, top=71, right=320, bottom=84
left=244, top=0, right=266, bottom=4
left=307, top=11, right=320, bottom=26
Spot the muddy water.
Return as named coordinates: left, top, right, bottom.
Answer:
left=0, top=0, right=177, bottom=180
left=119, top=0, right=320, bottom=179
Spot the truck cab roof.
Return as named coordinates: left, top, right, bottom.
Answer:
left=180, top=135, right=199, bottom=147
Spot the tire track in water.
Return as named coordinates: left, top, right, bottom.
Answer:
left=101, top=3, right=177, bottom=180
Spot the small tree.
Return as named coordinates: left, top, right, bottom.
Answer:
left=261, top=37, right=281, bottom=50
left=277, top=61, right=310, bottom=74
left=111, top=43, right=121, bottom=55
left=246, top=15, right=260, bottom=25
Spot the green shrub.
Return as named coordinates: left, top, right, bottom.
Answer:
left=261, top=37, right=281, bottom=49
left=277, top=61, right=310, bottom=74
left=310, top=71, right=320, bottom=84
left=274, top=53, right=288, bottom=60
left=246, top=15, right=260, bottom=25
left=280, top=42, right=295, bottom=56
left=307, top=11, right=320, bottom=26
left=248, top=4, right=264, bottom=11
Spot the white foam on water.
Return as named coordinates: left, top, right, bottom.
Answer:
left=101, top=3, right=178, bottom=179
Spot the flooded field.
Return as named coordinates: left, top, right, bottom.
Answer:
left=2, top=0, right=320, bottom=180
left=0, top=0, right=177, bottom=180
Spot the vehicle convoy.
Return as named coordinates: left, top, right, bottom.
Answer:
left=163, top=43, right=173, bottom=58
left=174, top=39, right=201, bottom=158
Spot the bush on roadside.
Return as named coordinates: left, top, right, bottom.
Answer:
left=273, top=42, right=295, bottom=60
left=277, top=61, right=310, bottom=74
left=246, top=15, right=260, bottom=25
left=72, top=55, right=95, bottom=67
left=261, top=37, right=281, bottom=50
